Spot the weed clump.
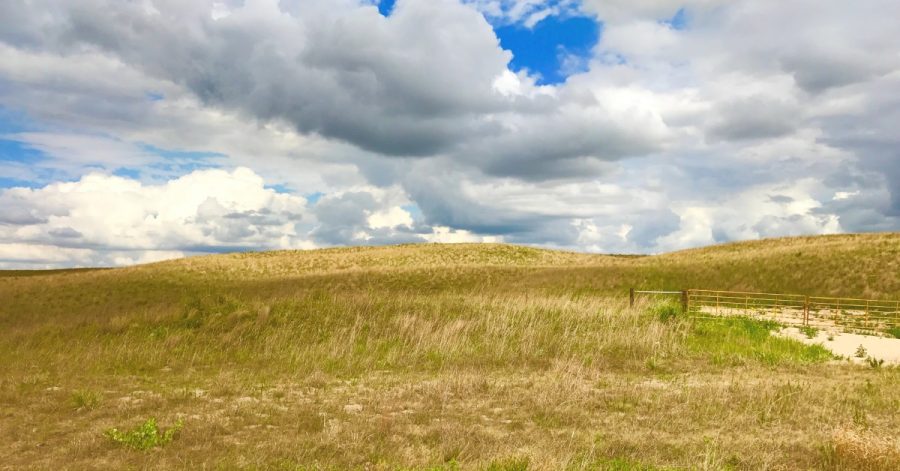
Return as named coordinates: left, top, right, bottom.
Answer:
left=71, top=390, right=101, bottom=411
left=799, top=325, right=818, bottom=339
left=104, top=418, right=184, bottom=451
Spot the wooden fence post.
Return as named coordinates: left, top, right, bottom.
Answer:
left=866, top=299, right=870, bottom=328
left=804, top=295, right=809, bottom=326
left=681, top=290, right=688, bottom=313
left=630, top=288, right=635, bottom=308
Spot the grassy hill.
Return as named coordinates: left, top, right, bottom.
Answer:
left=1, top=234, right=898, bottom=469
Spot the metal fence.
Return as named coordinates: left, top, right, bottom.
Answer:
left=685, top=289, right=900, bottom=336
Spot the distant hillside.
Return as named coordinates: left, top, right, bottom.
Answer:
left=1, top=233, right=898, bottom=304
left=640, top=232, right=900, bottom=298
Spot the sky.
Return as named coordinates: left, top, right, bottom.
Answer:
left=0, top=0, right=899, bottom=268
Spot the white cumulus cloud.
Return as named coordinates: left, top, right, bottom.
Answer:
left=0, top=167, right=313, bottom=267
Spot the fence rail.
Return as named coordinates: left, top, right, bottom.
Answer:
left=684, top=289, right=900, bottom=336
left=629, top=288, right=900, bottom=336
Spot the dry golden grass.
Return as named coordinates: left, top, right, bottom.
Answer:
left=826, top=427, right=900, bottom=470
left=0, top=234, right=899, bottom=470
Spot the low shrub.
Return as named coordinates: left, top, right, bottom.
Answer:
left=799, top=325, right=818, bottom=339
left=105, top=418, right=184, bottom=451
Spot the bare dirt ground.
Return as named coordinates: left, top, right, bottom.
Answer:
left=779, top=327, right=900, bottom=364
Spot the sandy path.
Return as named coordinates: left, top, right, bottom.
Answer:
left=779, top=327, right=900, bottom=365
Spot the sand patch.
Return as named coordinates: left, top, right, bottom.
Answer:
left=778, top=327, right=900, bottom=364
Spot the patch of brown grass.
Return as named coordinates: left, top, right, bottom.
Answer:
left=825, top=427, right=900, bottom=470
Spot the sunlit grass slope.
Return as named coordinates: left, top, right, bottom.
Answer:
left=0, top=233, right=898, bottom=469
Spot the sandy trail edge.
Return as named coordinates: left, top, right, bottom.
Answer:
left=778, top=327, right=900, bottom=364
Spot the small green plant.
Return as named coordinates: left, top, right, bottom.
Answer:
left=799, top=325, right=818, bottom=339
left=484, top=457, right=529, bottom=471
left=651, top=301, right=682, bottom=322
left=866, top=357, right=884, bottom=369
left=854, top=345, right=867, bottom=358
left=71, top=390, right=102, bottom=411
left=415, top=461, right=460, bottom=471
left=104, top=417, right=184, bottom=450
left=591, top=457, right=661, bottom=470
left=887, top=326, right=900, bottom=339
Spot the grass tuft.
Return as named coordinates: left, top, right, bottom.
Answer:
left=799, top=325, right=818, bottom=339
left=71, top=390, right=102, bottom=411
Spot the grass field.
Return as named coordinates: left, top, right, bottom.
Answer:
left=1, top=233, right=899, bottom=469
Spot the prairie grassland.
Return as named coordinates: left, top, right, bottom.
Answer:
left=1, top=234, right=899, bottom=470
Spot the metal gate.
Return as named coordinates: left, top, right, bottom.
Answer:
left=630, top=288, right=900, bottom=337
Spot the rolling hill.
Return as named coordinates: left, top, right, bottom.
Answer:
left=1, top=233, right=898, bottom=469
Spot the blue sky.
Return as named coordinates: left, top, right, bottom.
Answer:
left=379, top=0, right=600, bottom=85
left=494, top=14, right=599, bottom=84
left=0, top=109, right=44, bottom=188
left=377, top=0, right=396, bottom=16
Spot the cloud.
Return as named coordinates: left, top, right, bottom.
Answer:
left=1, top=0, right=899, bottom=268
left=463, top=0, right=582, bottom=26
left=0, top=166, right=449, bottom=268
left=0, top=167, right=313, bottom=267
left=0, top=0, right=670, bottom=178
left=35, top=0, right=510, bottom=157
left=2, top=132, right=161, bottom=177
left=706, top=96, right=801, bottom=142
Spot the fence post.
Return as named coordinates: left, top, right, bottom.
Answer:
left=681, top=290, right=688, bottom=313
left=865, top=299, right=870, bottom=328
left=804, top=295, right=809, bottom=326
left=630, top=288, right=635, bottom=308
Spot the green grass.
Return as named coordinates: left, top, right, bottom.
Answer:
left=686, top=317, right=834, bottom=366
left=649, top=300, right=683, bottom=322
